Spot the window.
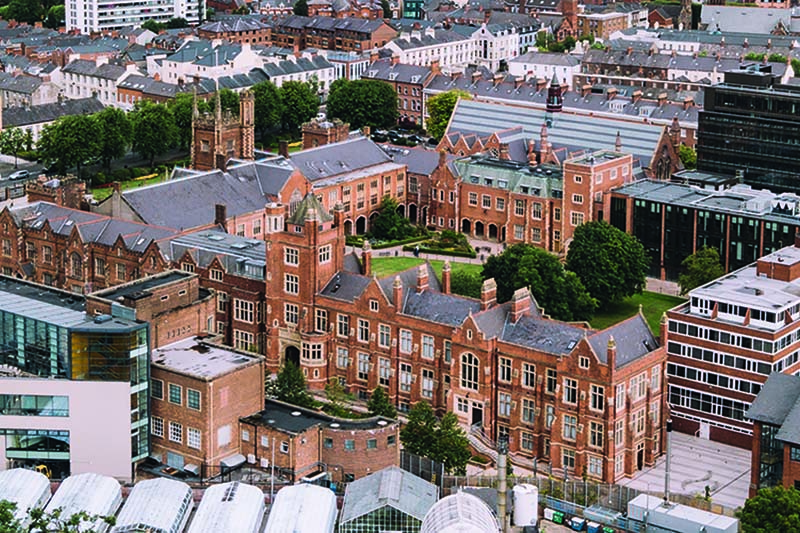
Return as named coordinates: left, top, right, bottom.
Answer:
left=615, top=419, right=625, bottom=446
left=590, top=385, right=605, bottom=412
left=169, top=384, right=182, bottom=405
left=563, top=448, right=576, bottom=470
left=616, top=383, right=626, bottom=411
left=151, top=379, right=163, bottom=400
left=523, top=364, right=536, bottom=388
left=531, top=202, right=544, bottom=220
left=461, top=353, right=479, bottom=391
left=358, top=353, right=370, bottom=381
left=574, top=174, right=583, bottom=183
left=234, top=299, right=254, bottom=323
left=324, top=438, right=333, bottom=449
left=369, top=299, right=379, bottom=312
left=253, top=219, right=261, bottom=235
left=318, top=245, right=331, bottom=264
left=234, top=330, right=254, bottom=351
left=181, top=262, right=194, bottom=273
left=469, top=192, right=478, bottom=205
left=499, top=357, right=512, bottom=382
left=554, top=207, right=561, bottom=222
left=93, top=256, right=104, bottom=276
left=400, top=363, right=412, bottom=393
left=514, top=225, right=524, bottom=240
left=457, top=397, right=469, bottom=413
left=337, top=314, right=350, bottom=337
left=345, top=439, right=355, bottom=451
left=532, top=227, right=541, bottom=242
left=188, top=428, right=201, bottom=449
left=496, top=198, right=505, bottom=211
left=546, top=369, right=557, bottom=394
left=42, top=246, right=52, bottom=264
left=367, top=438, right=377, bottom=449
left=521, top=431, right=534, bottom=451
left=444, top=341, right=452, bottom=363
left=337, top=347, right=349, bottom=369
left=285, top=248, right=299, bottom=265
left=284, top=274, right=299, bottom=295
left=151, top=416, right=164, bottom=438
left=388, top=435, right=396, bottom=446
left=563, top=378, right=578, bottom=404
left=588, top=456, right=603, bottom=477
left=1, top=239, right=11, bottom=257
left=630, top=372, right=647, bottom=402
left=217, top=292, right=229, bottom=313
left=615, top=453, right=624, bottom=474
left=590, top=422, right=604, bottom=448
left=280, top=441, right=289, bottom=454
left=633, top=408, right=646, bottom=435
left=571, top=211, right=585, bottom=226
left=358, top=319, right=369, bottom=342
left=169, top=421, right=183, bottom=443
left=379, top=324, right=391, bottom=348
left=400, top=330, right=412, bottom=353
left=546, top=405, right=555, bottom=428
left=210, top=269, right=223, bottom=281
left=792, top=447, right=800, bottom=462
left=579, top=356, right=590, bottom=369
left=499, top=392, right=512, bottom=417
left=554, top=230, right=561, bottom=242
left=515, top=200, right=525, bottom=216
left=522, top=398, right=535, bottom=424
left=315, top=309, right=328, bottom=333
left=187, top=389, right=201, bottom=411
left=422, top=335, right=434, bottom=359
left=650, top=400, right=660, bottom=424
left=651, top=365, right=661, bottom=392
left=572, top=193, right=583, bottom=204
left=302, top=343, right=323, bottom=360
left=422, top=369, right=434, bottom=398
left=482, top=195, right=491, bottom=208
left=379, top=358, right=390, bottom=386
left=285, top=303, right=298, bottom=325
left=563, top=414, right=577, bottom=440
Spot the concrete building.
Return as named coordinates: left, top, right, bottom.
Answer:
left=61, top=57, right=140, bottom=107
left=383, top=28, right=478, bottom=70
left=66, top=0, right=204, bottom=34
left=508, top=51, right=581, bottom=88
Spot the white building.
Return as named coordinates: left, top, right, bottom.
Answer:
left=61, top=57, right=140, bottom=107
left=152, top=40, right=264, bottom=85
left=66, top=0, right=204, bottom=34
left=471, top=21, right=539, bottom=72
left=384, top=28, right=479, bottom=70
left=508, top=51, right=581, bottom=87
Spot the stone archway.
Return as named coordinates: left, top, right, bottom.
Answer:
left=285, top=345, right=300, bottom=367
left=408, top=204, right=418, bottom=224
left=475, top=221, right=485, bottom=237
left=461, top=219, right=472, bottom=235
left=344, top=220, right=353, bottom=235
left=488, top=224, right=498, bottom=240
left=355, top=216, right=367, bottom=235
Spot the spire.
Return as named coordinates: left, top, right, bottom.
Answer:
left=550, top=72, right=559, bottom=87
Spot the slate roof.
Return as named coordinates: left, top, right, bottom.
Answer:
left=363, top=58, right=432, bottom=85
left=509, top=51, right=580, bottom=67
left=289, top=136, right=397, bottom=183
left=501, top=313, right=586, bottom=356
left=167, top=230, right=266, bottom=279
left=379, top=145, right=451, bottom=175
left=198, top=18, right=270, bottom=33
left=319, top=271, right=373, bottom=302
left=747, top=373, right=800, bottom=446
left=340, top=467, right=437, bottom=524
left=3, top=97, right=105, bottom=128
left=700, top=6, right=800, bottom=34
left=389, top=28, right=471, bottom=50
left=276, top=14, right=390, bottom=34
left=377, top=262, right=441, bottom=306
left=403, top=290, right=481, bottom=327
left=287, top=192, right=333, bottom=225
left=62, top=59, right=128, bottom=80
left=587, top=313, right=658, bottom=368
left=0, top=72, right=42, bottom=95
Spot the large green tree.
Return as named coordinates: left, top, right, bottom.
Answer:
left=293, top=0, right=308, bottom=15
left=566, top=221, right=649, bottom=307
left=216, top=88, right=240, bottom=116
left=367, top=386, right=397, bottom=419
left=251, top=80, right=283, bottom=139
left=482, top=244, right=597, bottom=321
left=326, top=79, right=398, bottom=131
left=278, top=81, right=318, bottom=133
left=380, top=0, right=391, bottom=17
left=0, top=127, right=27, bottom=168
left=95, top=107, right=132, bottom=170
left=0, top=499, right=116, bottom=533
left=678, top=246, right=724, bottom=295
left=368, top=195, right=415, bottom=242
left=37, top=114, right=101, bottom=176
left=450, top=269, right=482, bottom=299
left=679, top=144, right=697, bottom=169
left=44, top=4, right=63, bottom=28
left=6, top=0, right=43, bottom=24
left=168, top=93, right=201, bottom=150
left=130, top=101, right=177, bottom=166
left=738, top=486, right=800, bottom=533
left=400, top=402, right=471, bottom=474
left=426, top=89, right=472, bottom=140
left=274, top=360, right=315, bottom=408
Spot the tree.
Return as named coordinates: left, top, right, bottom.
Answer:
left=141, top=19, right=165, bottom=33
left=380, top=0, right=391, bottom=17
left=678, top=246, right=724, bottom=295
left=0, top=127, right=27, bottom=168
left=368, top=195, right=415, bottom=242
left=738, top=486, right=800, bottom=533
left=274, top=360, right=315, bottom=408
left=400, top=402, right=471, bottom=474
left=325, top=377, right=349, bottom=414
left=679, top=144, right=697, bottom=169
left=168, top=93, right=205, bottom=150
left=0, top=499, right=116, bottom=533
left=95, top=107, right=132, bottom=170
left=37, top=115, right=101, bottom=176
left=326, top=79, right=398, bottom=131
left=566, top=221, right=650, bottom=308
left=278, top=81, right=318, bottom=133
left=0, top=500, right=21, bottom=533
left=5, top=0, right=43, bottom=24
left=426, top=90, right=471, bottom=141
left=216, top=88, right=239, bottom=116
left=482, top=244, right=597, bottom=321
left=130, top=101, right=177, bottom=166
left=367, top=387, right=397, bottom=419
left=166, top=17, right=189, bottom=28
left=293, top=0, right=308, bottom=15
left=251, top=80, right=283, bottom=139
left=44, top=4, right=64, bottom=28
left=450, top=269, right=482, bottom=299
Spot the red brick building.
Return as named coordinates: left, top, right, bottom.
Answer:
left=192, top=90, right=255, bottom=172
left=196, top=19, right=271, bottom=45
left=240, top=400, right=399, bottom=482
left=361, top=57, right=436, bottom=127
left=271, top=15, right=397, bottom=53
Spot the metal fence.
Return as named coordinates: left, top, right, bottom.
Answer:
left=401, top=450, right=445, bottom=491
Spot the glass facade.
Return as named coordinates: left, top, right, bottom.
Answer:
left=339, top=506, right=422, bottom=533
left=758, top=424, right=783, bottom=490
left=0, top=394, right=69, bottom=417
left=0, top=313, right=70, bottom=377
left=633, top=199, right=662, bottom=277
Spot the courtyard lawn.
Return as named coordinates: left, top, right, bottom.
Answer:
left=370, top=257, right=482, bottom=282
left=91, top=173, right=168, bottom=201
left=590, top=291, right=686, bottom=335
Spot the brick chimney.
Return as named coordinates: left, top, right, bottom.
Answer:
left=442, top=261, right=451, bottom=294
left=370, top=49, right=380, bottom=62
left=278, top=140, right=289, bottom=158
left=657, top=92, right=667, bottom=107
left=431, top=59, right=441, bottom=76
left=362, top=241, right=372, bottom=276
left=498, top=143, right=510, bottom=160
left=214, top=203, right=227, bottom=226
left=393, top=276, right=403, bottom=311
left=417, top=264, right=429, bottom=292
left=581, top=84, right=591, bottom=98
left=606, top=87, right=617, bottom=100
left=439, top=149, right=448, bottom=167
left=510, top=287, right=531, bottom=322
left=607, top=335, right=616, bottom=371
left=480, top=278, right=497, bottom=310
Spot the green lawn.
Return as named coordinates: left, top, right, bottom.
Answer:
left=590, top=291, right=685, bottom=335
left=370, top=257, right=482, bottom=281
left=91, top=174, right=168, bottom=201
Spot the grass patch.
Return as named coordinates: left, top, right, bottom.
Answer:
left=371, top=257, right=483, bottom=282
left=590, top=291, right=685, bottom=334
left=91, top=174, right=168, bottom=201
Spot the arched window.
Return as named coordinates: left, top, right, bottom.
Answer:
left=461, top=353, right=479, bottom=391
left=70, top=253, right=82, bottom=279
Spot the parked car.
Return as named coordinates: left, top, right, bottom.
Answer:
left=8, top=170, right=29, bottom=181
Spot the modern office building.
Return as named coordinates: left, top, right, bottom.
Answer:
left=697, top=65, right=800, bottom=194
left=0, top=276, right=150, bottom=481
left=66, top=0, right=204, bottom=34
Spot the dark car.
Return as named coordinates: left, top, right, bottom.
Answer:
left=387, top=130, right=401, bottom=141
left=407, top=134, right=424, bottom=144
left=8, top=170, right=29, bottom=181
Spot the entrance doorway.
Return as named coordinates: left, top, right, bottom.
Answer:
left=471, top=402, right=483, bottom=426
left=285, top=345, right=300, bottom=367
left=636, top=442, right=645, bottom=470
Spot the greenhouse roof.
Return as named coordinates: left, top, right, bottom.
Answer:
left=340, top=466, right=438, bottom=524
left=263, top=483, right=337, bottom=533
left=45, top=473, right=122, bottom=531
left=0, top=469, right=51, bottom=522
left=111, top=478, right=192, bottom=533
left=187, top=482, right=265, bottom=533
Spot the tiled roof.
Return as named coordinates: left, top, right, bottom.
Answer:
left=3, top=97, right=105, bottom=128
left=747, top=373, right=800, bottom=446
left=289, top=136, right=396, bottom=182
left=587, top=313, right=658, bottom=368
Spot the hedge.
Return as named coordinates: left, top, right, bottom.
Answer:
left=402, top=244, right=477, bottom=258
left=346, top=234, right=430, bottom=249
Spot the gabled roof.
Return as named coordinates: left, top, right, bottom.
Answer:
left=340, top=466, right=437, bottom=524
left=319, top=271, right=372, bottom=302
left=501, top=312, right=586, bottom=356
left=3, top=97, right=104, bottom=128
left=587, top=313, right=658, bottom=368
left=289, top=136, right=395, bottom=182
left=377, top=262, right=441, bottom=306
left=403, top=289, right=481, bottom=326
left=287, top=192, right=333, bottom=225
left=748, top=373, right=800, bottom=446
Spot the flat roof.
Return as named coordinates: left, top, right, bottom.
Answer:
left=692, top=262, right=800, bottom=312
left=241, top=399, right=396, bottom=434
left=152, top=337, right=261, bottom=380
left=92, top=271, right=193, bottom=302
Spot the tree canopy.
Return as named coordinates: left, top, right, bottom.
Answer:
left=380, top=0, right=391, bottom=17
left=293, top=0, right=308, bottom=15
left=566, top=221, right=649, bottom=307
left=426, top=90, right=471, bottom=141
left=0, top=127, right=27, bottom=168
left=400, top=402, right=471, bottom=474
left=679, top=144, right=697, bottom=169
left=279, top=81, right=318, bottom=133
left=326, top=79, right=398, bottom=131
left=95, top=107, right=133, bottom=169
left=37, top=114, right=101, bottom=176
left=482, top=244, right=597, bottom=321
left=367, top=387, right=397, bottom=419
left=368, top=195, right=416, bottom=242
left=0, top=499, right=116, bottom=533
left=251, top=80, right=283, bottom=139
left=738, top=486, right=800, bottom=533
left=678, top=246, right=724, bottom=295
left=130, top=101, right=177, bottom=166
left=274, top=360, right=315, bottom=408
left=450, top=269, right=482, bottom=299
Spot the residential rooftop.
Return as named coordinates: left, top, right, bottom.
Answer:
left=241, top=399, right=396, bottom=434
left=151, top=337, right=262, bottom=380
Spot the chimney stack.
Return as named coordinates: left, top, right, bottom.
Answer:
left=393, top=276, right=403, bottom=311
left=278, top=140, right=289, bottom=158
left=214, top=204, right=227, bottom=226
left=510, top=287, right=531, bottom=322
left=480, top=278, right=497, bottom=310
left=607, top=335, right=617, bottom=371
left=416, top=264, right=429, bottom=292
left=362, top=241, right=372, bottom=277
left=442, top=261, right=451, bottom=294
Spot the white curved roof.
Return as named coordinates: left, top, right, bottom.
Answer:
left=111, top=478, right=193, bottom=533
left=46, top=473, right=122, bottom=532
left=421, top=491, right=501, bottom=533
left=0, top=469, right=51, bottom=523
left=263, top=484, right=337, bottom=533
left=187, top=482, right=265, bottom=533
